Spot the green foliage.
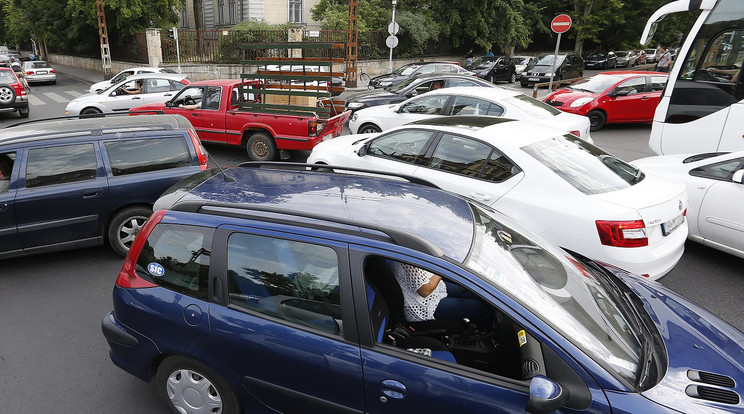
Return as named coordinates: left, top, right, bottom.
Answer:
left=231, top=19, right=288, bottom=32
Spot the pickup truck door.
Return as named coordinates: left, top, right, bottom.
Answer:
left=167, top=86, right=205, bottom=137
left=198, top=86, right=227, bottom=143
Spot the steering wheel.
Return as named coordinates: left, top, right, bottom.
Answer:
left=184, top=96, right=196, bottom=106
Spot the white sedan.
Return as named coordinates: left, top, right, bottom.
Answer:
left=66, top=73, right=190, bottom=117
left=633, top=151, right=744, bottom=259
left=308, top=116, right=688, bottom=280
left=348, top=86, right=593, bottom=142
left=89, top=66, right=177, bottom=93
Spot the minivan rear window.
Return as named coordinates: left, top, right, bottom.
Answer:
left=104, top=137, right=191, bottom=176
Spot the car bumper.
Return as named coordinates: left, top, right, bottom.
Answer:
left=521, top=76, right=554, bottom=86
left=27, top=74, right=56, bottom=82
left=101, top=311, right=159, bottom=382
left=0, top=95, right=28, bottom=110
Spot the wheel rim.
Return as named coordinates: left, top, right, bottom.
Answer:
left=360, top=126, right=379, bottom=134
left=82, top=108, right=101, bottom=115
left=115, top=215, right=148, bottom=252
left=0, top=87, right=13, bottom=104
left=166, top=369, right=223, bottom=414
left=510, top=73, right=516, bottom=83
left=251, top=140, right=269, bottom=159
left=589, top=113, right=603, bottom=128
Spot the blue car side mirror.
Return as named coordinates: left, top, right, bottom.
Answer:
left=526, top=375, right=570, bottom=414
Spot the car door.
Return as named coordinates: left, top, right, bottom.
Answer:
left=0, top=150, right=20, bottom=257
left=605, top=76, right=651, bottom=122
left=491, top=58, right=509, bottom=81
left=414, top=132, right=522, bottom=205
left=140, top=77, right=179, bottom=105
left=353, top=129, right=436, bottom=175
left=208, top=228, right=365, bottom=414
left=195, top=86, right=226, bottom=143
left=690, top=156, right=744, bottom=252
left=106, top=79, right=146, bottom=112
left=14, top=142, right=108, bottom=252
left=166, top=86, right=205, bottom=136
left=388, top=94, right=451, bottom=129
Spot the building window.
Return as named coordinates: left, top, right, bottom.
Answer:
left=289, top=0, right=303, bottom=23
left=217, top=0, right=237, bottom=25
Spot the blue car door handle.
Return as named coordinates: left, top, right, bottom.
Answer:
left=380, top=379, right=407, bottom=400
left=82, top=190, right=104, bottom=199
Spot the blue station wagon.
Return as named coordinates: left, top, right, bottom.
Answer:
left=102, top=164, right=744, bottom=414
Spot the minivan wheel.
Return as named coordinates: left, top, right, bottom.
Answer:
left=246, top=132, right=278, bottom=161
left=108, top=206, right=152, bottom=257
left=156, top=356, right=241, bottom=414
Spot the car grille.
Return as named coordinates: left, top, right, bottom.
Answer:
left=545, top=99, right=563, bottom=107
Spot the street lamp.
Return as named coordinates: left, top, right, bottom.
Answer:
left=388, top=0, right=397, bottom=74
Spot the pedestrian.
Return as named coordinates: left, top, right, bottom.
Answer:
left=656, top=46, right=672, bottom=73
left=9, top=57, right=30, bottom=91
left=486, top=48, right=494, bottom=57
left=466, top=48, right=474, bottom=66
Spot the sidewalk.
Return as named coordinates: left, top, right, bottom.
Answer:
left=53, top=63, right=103, bottom=86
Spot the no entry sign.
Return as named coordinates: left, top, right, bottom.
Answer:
left=551, top=14, right=572, bottom=34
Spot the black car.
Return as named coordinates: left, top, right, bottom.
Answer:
left=345, top=73, right=494, bottom=112
left=367, top=62, right=474, bottom=89
left=465, top=56, right=518, bottom=83
left=584, top=51, right=618, bottom=70
left=0, top=114, right=208, bottom=258
left=520, top=53, right=584, bottom=87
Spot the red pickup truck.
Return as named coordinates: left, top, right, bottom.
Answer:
left=130, top=79, right=350, bottom=160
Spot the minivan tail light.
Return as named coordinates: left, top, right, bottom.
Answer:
left=115, top=210, right=166, bottom=289
left=596, top=220, right=648, bottom=247
left=188, top=128, right=208, bottom=170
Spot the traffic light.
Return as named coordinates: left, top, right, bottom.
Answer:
left=167, top=27, right=178, bottom=40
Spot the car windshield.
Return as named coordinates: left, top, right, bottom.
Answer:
left=470, top=58, right=496, bottom=70
left=388, top=76, right=420, bottom=93
left=644, top=49, right=656, bottom=55
left=616, top=51, right=629, bottom=57
left=393, top=63, right=422, bottom=76
left=521, top=134, right=644, bottom=195
left=568, top=74, right=628, bottom=93
left=503, top=94, right=562, bottom=118
left=513, top=57, right=532, bottom=65
left=0, top=70, right=16, bottom=83
left=535, top=54, right=565, bottom=66
left=465, top=203, right=643, bottom=385
left=28, top=61, right=52, bottom=69
left=587, top=53, right=607, bottom=59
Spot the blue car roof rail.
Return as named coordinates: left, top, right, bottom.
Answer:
left=3, top=111, right=165, bottom=129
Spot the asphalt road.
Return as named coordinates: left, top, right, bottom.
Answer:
left=0, top=69, right=742, bottom=413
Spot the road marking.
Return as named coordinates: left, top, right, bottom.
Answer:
left=67, top=91, right=83, bottom=98
left=44, top=92, right=70, bottom=103
left=27, top=95, right=46, bottom=106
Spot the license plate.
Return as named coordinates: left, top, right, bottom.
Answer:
left=528, top=77, right=540, bottom=81
left=37, top=70, right=47, bottom=74
left=661, top=214, right=684, bottom=236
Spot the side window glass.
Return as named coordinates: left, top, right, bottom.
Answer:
left=690, top=157, right=744, bottom=181
left=145, top=78, right=173, bottom=93
left=0, top=151, right=16, bottom=193
left=205, top=86, right=222, bottom=110
left=104, top=137, right=192, bottom=176
left=399, top=95, right=449, bottom=114
left=169, top=80, right=187, bottom=91
left=367, top=130, right=433, bottom=163
left=449, top=96, right=491, bottom=116
left=227, top=233, right=343, bottom=336
left=615, top=77, right=646, bottom=95
left=414, top=81, right=434, bottom=95
left=426, top=133, right=493, bottom=178
left=134, top=224, right=212, bottom=299
left=26, top=144, right=97, bottom=188
left=485, top=103, right=505, bottom=116
left=650, top=76, right=668, bottom=92
left=448, top=79, right=479, bottom=87
left=482, top=151, right=519, bottom=182
left=174, top=86, right=204, bottom=108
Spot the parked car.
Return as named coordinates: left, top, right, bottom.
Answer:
left=544, top=71, right=668, bottom=131
left=510, top=55, right=538, bottom=76
left=130, top=79, right=351, bottom=161
left=345, top=73, right=495, bottom=113
left=614, top=51, right=639, bottom=67
left=309, top=116, right=687, bottom=279
left=644, top=48, right=659, bottom=64
left=0, top=66, right=29, bottom=118
left=89, top=66, right=177, bottom=93
left=584, top=51, right=618, bottom=70
left=465, top=56, right=518, bottom=83
left=102, top=163, right=742, bottom=414
left=520, top=53, right=584, bottom=87
left=367, top=62, right=474, bottom=89
left=633, top=50, right=648, bottom=65
left=22, top=60, right=56, bottom=84
left=0, top=114, right=208, bottom=258
left=632, top=151, right=744, bottom=259
left=348, top=86, right=592, bottom=141
left=65, top=73, right=191, bottom=117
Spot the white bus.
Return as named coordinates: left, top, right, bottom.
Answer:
left=642, top=0, right=744, bottom=154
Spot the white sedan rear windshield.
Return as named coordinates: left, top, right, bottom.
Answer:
left=503, top=94, right=562, bottom=118
left=522, top=135, right=643, bottom=195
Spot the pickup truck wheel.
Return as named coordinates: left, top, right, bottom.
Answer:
left=246, top=132, right=278, bottom=161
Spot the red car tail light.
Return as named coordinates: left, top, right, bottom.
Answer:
left=308, top=120, right=318, bottom=137
left=26, top=71, right=33, bottom=75
left=188, top=128, right=208, bottom=170
left=596, top=220, right=648, bottom=248
left=115, top=210, right=166, bottom=289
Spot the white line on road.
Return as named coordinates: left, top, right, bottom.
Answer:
left=43, top=92, right=71, bottom=104
left=27, top=95, right=46, bottom=106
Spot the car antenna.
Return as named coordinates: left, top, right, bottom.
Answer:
left=206, top=151, right=236, bottom=182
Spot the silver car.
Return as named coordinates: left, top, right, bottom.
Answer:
left=22, top=61, right=57, bottom=84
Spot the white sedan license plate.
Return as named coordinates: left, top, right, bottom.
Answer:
left=661, top=214, right=684, bottom=236
left=528, top=77, right=540, bottom=81
left=37, top=70, right=48, bottom=74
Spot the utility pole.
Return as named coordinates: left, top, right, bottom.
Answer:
left=346, top=0, right=359, bottom=87
left=95, top=0, right=113, bottom=79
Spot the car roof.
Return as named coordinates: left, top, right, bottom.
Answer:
left=592, top=70, right=666, bottom=77
left=423, top=85, right=519, bottom=99
left=190, top=79, right=240, bottom=87
left=122, top=73, right=187, bottom=81
left=0, top=114, right=194, bottom=145
left=166, top=165, right=477, bottom=262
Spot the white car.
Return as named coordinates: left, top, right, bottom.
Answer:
left=632, top=151, right=744, bottom=259
left=66, top=73, right=190, bottom=116
left=89, top=66, right=177, bottom=93
left=348, top=86, right=593, bottom=142
left=22, top=61, right=56, bottom=84
left=308, top=116, right=688, bottom=280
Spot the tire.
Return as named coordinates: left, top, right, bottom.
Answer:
left=587, top=110, right=607, bottom=131
left=19, top=106, right=29, bottom=118
left=81, top=107, right=103, bottom=117
left=509, top=72, right=517, bottom=83
left=358, top=123, right=381, bottom=134
left=107, top=206, right=152, bottom=257
left=246, top=132, right=278, bottom=161
left=155, top=356, right=241, bottom=414
left=0, top=85, right=16, bottom=105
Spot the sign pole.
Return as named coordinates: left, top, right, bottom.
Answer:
left=388, top=0, right=398, bottom=74
left=549, top=32, right=561, bottom=92
left=548, top=14, right=572, bottom=92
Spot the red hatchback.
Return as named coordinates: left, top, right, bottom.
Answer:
left=543, top=71, right=667, bottom=131
left=0, top=66, right=29, bottom=118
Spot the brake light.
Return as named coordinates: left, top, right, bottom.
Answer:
left=115, top=210, right=166, bottom=289
left=26, top=71, right=33, bottom=75
left=308, top=119, right=318, bottom=136
left=569, top=130, right=580, bottom=137
left=180, top=78, right=190, bottom=85
left=596, top=220, right=648, bottom=247
left=50, top=69, right=56, bottom=73
left=188, top=128, right=208, bottom=170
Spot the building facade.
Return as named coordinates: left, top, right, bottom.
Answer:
left=179, top=0, right=322, bottom=30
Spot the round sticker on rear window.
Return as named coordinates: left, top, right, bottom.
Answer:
left=148, top=263, right=165, bottom=277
